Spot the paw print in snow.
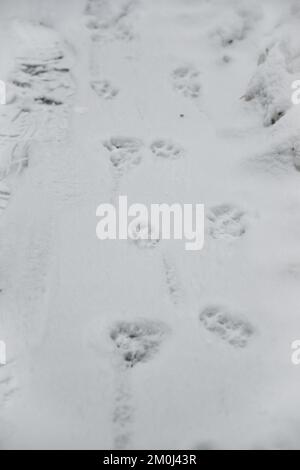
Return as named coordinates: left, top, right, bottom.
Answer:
left=207, top=204, right=247, bottom=240
left=150, top=139, right=184, bottom=160
left=91, top=79, right=119, bottom=100
left=110, top=319, right=170, bottom=367
left=199, top=306, right=254, bottom=348
left=172, top=66, right=201, bottom=99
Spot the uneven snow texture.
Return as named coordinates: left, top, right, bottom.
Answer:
left=0, top=0, right=300, bottom=450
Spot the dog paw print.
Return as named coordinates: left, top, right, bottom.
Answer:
left=110, top=319, right=170, bottom=367
left=172, top=66, right=201, bottom=99
left=207, top=204, right=247, bottom=239
left=103, top=137, right=143, bottom=175
left=199, top=306, right=254, bottom=348
left=91, top=79, right=119, bottom=100
left=150, top=139, right=184, bottom=160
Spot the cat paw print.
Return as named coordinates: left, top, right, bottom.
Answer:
left=110, top=319, right=170, bottom=368
left=171, top=66, right=201, bottom=99
left=207, top=204, right=247, bottom=240
left=150, top=139, right=184, bottom=160
left=103, top=137, right=143, bottom=175
left=91, top=79, right=119, bottom=100
left=199, top=306, right=254, bottom=348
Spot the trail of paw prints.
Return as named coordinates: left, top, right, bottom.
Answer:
left=171, top=65, right=201, bottom=99
left=110, top=319, right=170, bottom=448
left=150, top=139, right=185, bottom=160
left=91, top=79, right=119, bottom=100
left=207, top=204, right=247, bottom=240
left=199, top=306, right=254, bottom=348
left=103, top=136, right=143, bottom=197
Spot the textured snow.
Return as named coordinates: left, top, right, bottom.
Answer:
left=0, top=0, right=300, bottom=450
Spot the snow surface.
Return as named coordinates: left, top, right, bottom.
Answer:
left=0, top=0, right=300, bottom=450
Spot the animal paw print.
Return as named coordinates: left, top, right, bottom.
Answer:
left=207, top=204, right=247, bottom=239
left=150, top=139, right=184, bottom=160
left=199, top=306, right=254, bottom=348
left=172, top=66, right=201, bottom=99
left=128, top=219, right=160, bottom=249
left=103, top=137, right=143, bottom=175
left=110, top=319, right=169, bottom=367
left=114, top=24, right=134, bottom=42
left=91, top=79, right=119, bottom=100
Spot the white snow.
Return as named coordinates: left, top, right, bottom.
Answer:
left=0, top=0, right=300, bottom=450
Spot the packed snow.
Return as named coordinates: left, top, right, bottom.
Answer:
left=0, top=0, right=300, bottom=450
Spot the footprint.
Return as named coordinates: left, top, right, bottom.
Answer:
left=91, top=79, right=119, bottom=100
left=128, top=219, right=160, bottom=249
left=110, top=319, right=170, bottom=368
left=171, top=66, right=201, bottom=99
left=207, top=204, right=247, bottom=240
left=103, top=136, right=143, bottom=175
left=199, top=306, right=254, bottom=348
left=150, top=139, right=184, bottom=160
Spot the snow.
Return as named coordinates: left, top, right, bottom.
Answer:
left=0, top=0, right=300, bottom=450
